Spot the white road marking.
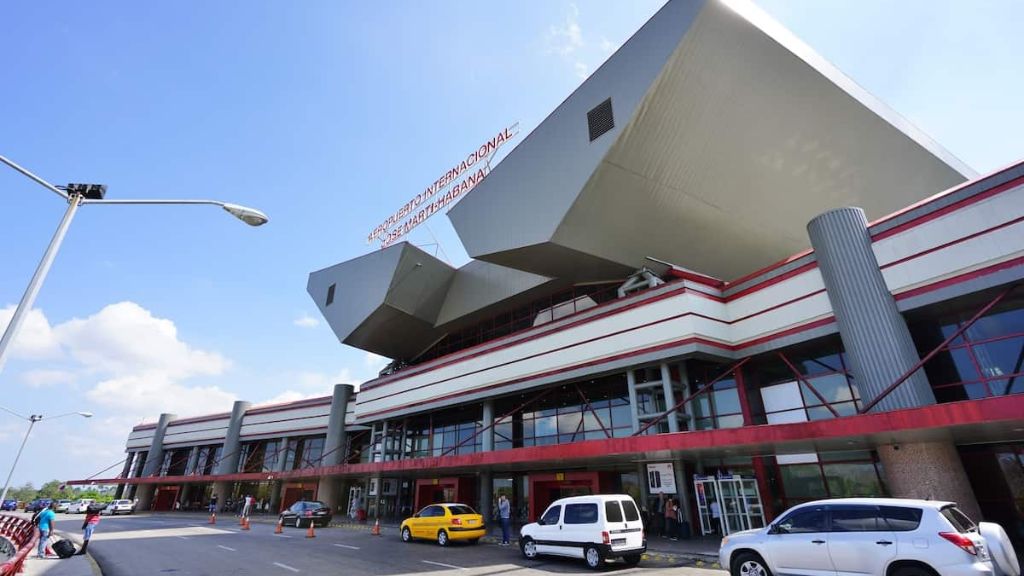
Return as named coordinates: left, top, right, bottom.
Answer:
left=217, top=545, right=236, bottom=552
left=421, top=560, right=466, bottom=570
left=273, top=562, right=300, bottom=572
left=176, top=536, right=190, bottom=540
left=275, top=534, right=293, bottom=538
left=332, top=543, right=360, bottom=550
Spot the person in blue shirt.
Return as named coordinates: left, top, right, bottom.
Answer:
left=498, top=495, right=512, bottom=546
left=35, top=501, right=57, bottom=558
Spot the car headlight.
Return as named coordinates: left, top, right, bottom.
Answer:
left=721, top=536, right=729, bottom=546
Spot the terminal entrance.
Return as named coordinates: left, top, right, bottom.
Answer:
left=529, top=471, right=614, bottom=521
left=694, top=474, right=765, bottom=536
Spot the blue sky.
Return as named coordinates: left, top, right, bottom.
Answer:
left=1, top=0, right=1022, bottom=486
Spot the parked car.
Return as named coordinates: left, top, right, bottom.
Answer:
left=400, top=503, right=486, bottom=546
left=67, top=499, right=96, bottom=514
left=25, top=498, right=53, bottom=512
left=279, top=501, right=332, bottom=528
left=1, top=499, right=17, bottom=511
left=55, top=499, right=72, bottom=513
left=101, top=499, right=135, bottom=515
left=520, top=494, right=645, bottom=570
left=719, top=498, right=1020, bottom=576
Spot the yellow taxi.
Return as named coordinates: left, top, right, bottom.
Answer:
left=400, top=503, right=486, bottom=546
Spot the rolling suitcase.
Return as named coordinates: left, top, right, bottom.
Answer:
left=52, top=539, right=76, bottom=559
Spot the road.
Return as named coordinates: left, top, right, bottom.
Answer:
left=44, top=513, right=726, bottom=575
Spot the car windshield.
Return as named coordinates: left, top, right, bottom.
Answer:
left=940, top=505, right=977, bottom=533
left=446, top=505, right=475, bottom=515
left=307, top=501, right=327, bottom=509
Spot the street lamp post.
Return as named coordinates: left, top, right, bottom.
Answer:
left=0, top=407, right=92, bottom=508
left=0, top=155, right=268, bottom=375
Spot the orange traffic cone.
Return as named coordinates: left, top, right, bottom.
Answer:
left=209, top=512, right=216, bottom=525
left=45, top=542, right=55, bottom=557
left=274, top=518, right=283, bottom=534
left=371, top=518, right=381, bottom=536
left=241, top=517, right=250, bottom=531
left=305, top=521, right=316, bottom=538
left=239, top=516, right=245, bottom=526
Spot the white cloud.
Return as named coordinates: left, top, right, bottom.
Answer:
left=21, top=369, right=77, bottom=388
left=0, top=305, right=62, bottom=360
left=256, top=368, right=353, bottom=406
left=548, top=3, right=584, bottom=57
left=600, top=36, right=616, bottom=54
left=574, top=61, right=589, bottom=79
left=293, top=314, right=320, bottom=328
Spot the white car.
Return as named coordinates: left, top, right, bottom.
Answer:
left=55, top=499, right=72, bottom=513
left=67, top=498, right=96, bottom=514
left=719, top=498, right=1019, bottom=576
left=520, top=494, right=646, bottom=570
left=101, top=499, right=135, bottom=515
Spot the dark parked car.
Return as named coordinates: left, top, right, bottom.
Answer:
left=26, top=498, right=53, bottom=512
left=279, top=501, right=332, bottom=528
left=1, top=499, right=17, bottom=511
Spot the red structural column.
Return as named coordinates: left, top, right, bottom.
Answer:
left=736, top=363, right=777, bottom=522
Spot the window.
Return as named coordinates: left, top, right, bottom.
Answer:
left=621, top=499, right=640, bottom=522
left=541, top=505, right=562, bottom=526
left=447, top=505, right=475, bottom=516
left=940, top=506, right=977, bottom=533
left=564, top=503, right=599, bottom=524
left=605, top=501, right=623, bottom=523
left=879, top=506, right=923, bottom=531
left=778, top=507, right=827, bottom=533
left=422, top=505, right=444, bottom=518
left=326, top=283, right=336, bottom=306
left=830, top=506, right=882, bottom=532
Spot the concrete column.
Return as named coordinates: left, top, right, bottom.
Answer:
left=877, top=442, right=981, bottom=521
left=637, top=463, right=650, bottom=511
left=626, top=370, right=641, bottom=433
left=269, top=436, right=290, bottom=513
left=135, top=484, right=155, bottom=511
left=478, top=471, right=493, bottom=527
left=318, top=477, right=341, bottom=514
left=380, top=420, right=389, bottom=461
left=808, top=208, right=979, bottom=517
left=673, top=459, right=692, bottom=534
left=677, top=362, right=694, bottom=431
left=660, top=363, right=680, bottom=433
left=323, top=384, right=354, bottom=467
left=213, top=400, right=251, bottom=511
left=481, top=401, right=494, bottom=452
left=141, top=413, right=177, bottom=477
left=807, top=207, right=935, bottom=412
left=186, top=446, right=200, bottom=476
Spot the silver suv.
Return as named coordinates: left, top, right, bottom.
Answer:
left=720, top=498, right=1017, bottom=576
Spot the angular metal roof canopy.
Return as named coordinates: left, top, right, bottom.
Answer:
left=447, top=0, right=971, bottom=281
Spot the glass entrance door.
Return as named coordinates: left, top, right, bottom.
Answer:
left=693, top=474, right=765, bottom=536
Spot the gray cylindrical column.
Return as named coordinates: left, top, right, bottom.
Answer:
left=215, top=401, right=251, bottom=475
left=185, top=446, right=200, bottom=476
left=660, top=363, right=680, bottom=433
left=479, top=471, right=493, bottom=528
left=626, top=370, right=641, bottom=433
left=323, top=384, right=354, bottom=467
left=807, top=207, right=935, bottom=412
left=141, top=413, right=177, bottom=477
left=481, top=401, right=494, bottom=452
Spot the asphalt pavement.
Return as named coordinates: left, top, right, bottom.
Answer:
left=43, top=513, right=727, bottom=576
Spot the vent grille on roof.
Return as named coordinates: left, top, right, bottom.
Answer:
left=587, top=98, right=614, bottom=142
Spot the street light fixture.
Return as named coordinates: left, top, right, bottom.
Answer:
left=0, top=154, right=269, bottom=375
left=0, top=406, right=92, bottom=508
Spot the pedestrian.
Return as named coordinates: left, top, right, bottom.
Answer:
left=209, top=494, right=218, bottom=514
left=498, top=494, right=512, bottom=546
left=663, top=497, right=675, bottom=539
left=674, top=499, right=686, bottom=540
left=76, top=504, right=101, bottom=555
left=710, top=499, right=722, bottom=535
left=241, top=494, right=251, bottom=518
left=35, top=501, right=57, bottom=559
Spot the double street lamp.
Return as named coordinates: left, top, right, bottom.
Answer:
left=0, top=406, right=92, bottom=508
left=0, top=154, right=269, bottom=375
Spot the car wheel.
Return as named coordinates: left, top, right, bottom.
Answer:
left=584, top=545, right=603, bottom=570
left=436, top=530, right=449, bottom=546
left=521, top=537, right=538, bottom=560
left=401, top=527, right=412, bottom=542
left=294, top=517, right=302, bottom=528
left=733, top=552, right=772, bottom=576
left=623, top=554, right=641, bottom=566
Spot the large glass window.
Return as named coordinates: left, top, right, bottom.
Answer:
left=775, top=451, right=886, bottom=509
left=687, top=361, right=744, bottom=430
left=910, top=295, right=1024, bottom=402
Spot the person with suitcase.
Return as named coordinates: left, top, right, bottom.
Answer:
left=35, top=501, right=57, bottom=558
left=76, top=504, right=102, bottom=555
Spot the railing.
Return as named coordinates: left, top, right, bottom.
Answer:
left=0, top=514, right=40, bottom=575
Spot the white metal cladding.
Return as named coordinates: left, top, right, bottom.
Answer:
left=126, top=429, right=153, bottom=450
left=159, top=418, right=231, bottom=447
left=239, top=403, right=332, bottom=439
left=354, top=187, right=1023, bottom=421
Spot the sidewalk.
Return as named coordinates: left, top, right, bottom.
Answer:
left=20, top=530, right=101, bottom=576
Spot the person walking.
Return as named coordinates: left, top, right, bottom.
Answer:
left=35, top=501, right=57, bottom=558
left=710, top=499, right=722, bottom=535
left=498, top=494, right=512, bottom=546
left=663, top=497, right=676, bottom=540
left=241, top=494, right=252, bottom=518
left=76, top=504, right=101, bottom=555
left=209, top=494, right=218, bottom=514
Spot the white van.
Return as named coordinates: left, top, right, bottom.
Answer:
left=519, top=494, right=646, bottom=570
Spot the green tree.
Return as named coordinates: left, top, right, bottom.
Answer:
left=7, top=482, right=35, bottom=503
left=37, top=480, right=65, bottom=499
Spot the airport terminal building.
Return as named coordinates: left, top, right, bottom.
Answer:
left=79, top=0, right=1024, bottom=546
